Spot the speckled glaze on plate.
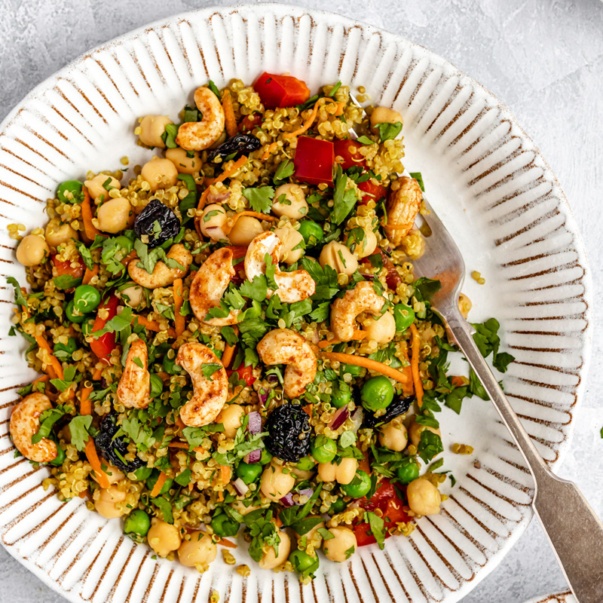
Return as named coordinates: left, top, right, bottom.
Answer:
left=524, top=592, right=575, bottom=603
left=0, top=4, right=591, bottom=603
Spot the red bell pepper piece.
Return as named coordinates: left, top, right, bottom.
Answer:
left=227, top=365, right=256, bottom=387
left=51, top=254, right=85, bottom=279
left=253, top=72, right=310, bottom=109
left=293, top=136, right=334, bottom=185
left=238, top=112, right=262, bottom=132
left=334, top=139, right=366, bottom=170
left=90, top=295, right=119, bottom=363
left=358, top=179, right=388, bottom=204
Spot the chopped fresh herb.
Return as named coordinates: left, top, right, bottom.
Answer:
left=207, top=80, right=221, bottom=100
left=273, top=159, right=295, bottom=185
left=328, top=81, right=342, bottom=97
left=331, top=167, right=358, bottom=226
left=220, top=326, right=239, bottom=346
left=339, top=431, right=357, bottom=449
left=74, top=241, right=94, bottom=270
left=102, top=177, right=114, bottom=191
left=376, top=121, right=403, bottom=142
left=356, top=135, right=374, bottom=145
left=32, top=407, right=67, bottom=444
left=317, top=527, right=334, bottom=540
left=174, top=468, right=192, bottom=487
left=240, top=275, right=268, bottom=302
left=413, top=277, right=441, bottom=302
left=409, top=171, right=425, bottom=192
left=264, top=254, right=278, bottom=291
left=93, top=307, right=133, bottom=337
left=417, top=429, right=444, bottom=463
left=116, top=416, right=156, bottom=452
left=203, top=209, right=221, bottom=223
left=69, top=415, right=93, bottom=451
left=182, top=424, right=224, bottom=449
left=471, top=318, right=515, bottom=373
left=152, top=495, right=174, bottom=523
left=244, top=509, right=281, bottom=562
left=183, top=105, right=201, bottom=122
left=243, top=186, right=275, bottom=213
left=53, top=275, right=82, bottom=290
left=366, top=511, right=386, bottom=549
left=202, top=363, right=222, bottom=381
left=161, top=123, right=179, bottom=149
left=300, top=258, right=339, bottom=301
left=6, top=277, right=27, bottom=307
left=308, top=301, right=330, bottom=323
left=468, top=368, right=489, bottom=401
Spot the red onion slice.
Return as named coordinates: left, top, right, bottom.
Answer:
left=232, top=477, right=249, bottom=496
left=280, top=492, right=295, bottom=507
left=247, top=411, right=262, bottom=434
left=298, top=488, right=314, bottom=499
left=329, top=406, right=349, bottom=430
left=244, top=449, right=262, bottom=464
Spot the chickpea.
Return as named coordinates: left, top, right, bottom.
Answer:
left=275, top=225, right=305, bottom=264
left=84, top=173, right=121, bottom=201
left=319, top=241, right=358, bottom=276
left=370, top=106, right=403, bottom=128
left=260, top=462, right=295, bottom=502
left=217, top=404, right=245, bottom=438
left=96, top=197, right=132, bottom=234
left=363, top=311, right=396, bottom=344
left=228, top=216, right=264, bottom=246
left=354, top=229, right=378, bottom=259
left=273, top=184, right=308, bottom=220
left=323, top=527, right=357, bottom=562
left=200, top=204, right=229, bottom=241
left=407, top=478, right=442, bottom=516
left=45, top=220, right=78, bottom=248
left=95, top=486, right=127, bottom=519
left=178, top=532, right=217, bottom=569
left=409, top=421, right=441, bottom=447
left=118, top=285, right=145, bottom=309
left=378, top=417, right=408, bottom=452
left=147, top=519, right=182, bottom=557
left=165, top=147, right=201, bottom=174
left=259, top=528, right=291, bottom=569
left=138, top=115, right=173, bottom=148
left=141, top=157, right=179, bottom=192
left=317, top=457, right=358, bottom=485
left=16, top=234, right=49, bottom=267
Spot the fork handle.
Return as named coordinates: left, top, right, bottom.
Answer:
left=447, top=312, right=603, bottom=602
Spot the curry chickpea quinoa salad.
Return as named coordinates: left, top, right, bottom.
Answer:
left=7, top=73, right=514, bottom=580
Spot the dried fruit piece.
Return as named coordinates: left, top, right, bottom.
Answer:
left=207, top=133, right=261, bottom=162
left=265, top=404, right=312, bottom=462
left=134, top=199, right=180, bottom=248
left=94, top=414, right=144, bottom=472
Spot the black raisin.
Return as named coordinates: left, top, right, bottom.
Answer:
left=362, top=396, right=412, bottom=429
left=207, top=133, right=261, bottom=162
left=265, top=404, right=312, bottom=462
left=133, top=199, right=180, bottom=248
left=94, top=414, right=144, bottom=473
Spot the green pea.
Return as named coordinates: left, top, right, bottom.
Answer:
left=396, top=458, right=420, bottom=484
left=290, top=549, right=319, bottom=577
left=361, top=376, right=394, bottom=412
left=341, top=363, right=364, bottom=378
left=65, top=300, right=86, bottom=324
left=150, top=374, right=163, bottom=398
left=81, top=318, right=95, bottom=337
left=394, top=303, right=415, bottom=332
left=73, top=285, right=101, bottom=314
left=331, top=381, right=352, bottom=409
left=298, top=220, right=324, bottom=247
left=57, top=180, right=84, bottom=204
left=146, top=471, right=173, bottom=496
left=49, top=445, right=66, bottom=467
left=260, top=449, right=273, bottom=465
left=330, top=498, right=346, bottom=514
left=340, top=470, right=371, bottom=498
left=211, top=513, right=239, bottom=537
left=162, top=354, right=182, bottom=375
left=53, top=337, right=77, bottom=360
left=311, top=435, right=337, bottom=464
left=296, top=456, right=316, bottom=471
left=124, top=509, right=151, bottom=537
left=236, top=462, right=263, bottom=484
left=134, top=466, right=153, bottom=481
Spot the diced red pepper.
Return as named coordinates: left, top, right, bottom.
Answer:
left=253, top=72, right=311, bottom=109
left=238, top=113, right=262, bottom=132
left=358, top=179, right=388, bottom=204
left=362, top=249, right=402, bottom=291
left=334, top=139, right=366, bottom=170
left=227, top=365, right=256, bottom=387
left=90, top=295, right=119, bottom=363
left=293, top=136, right=334, bottom=185
left=51, top=254, right=85, bottom=279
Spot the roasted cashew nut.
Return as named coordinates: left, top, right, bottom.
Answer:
left=176, top=342, right=228, bottom=427
left=330, top=281, right=385, bottom=342
left=256, top=328, right=317, bottom=399
left=382, top=176, right=422, bottom=246
left=189, top=247, right=239, bottom=326
left=128, top=243, right=192, bottom=289
left=117, top=339, right=150, bottom=409
left=244, top=232, right=315, bottom=303
left=176, top=87, right=225, bottom=152
left=10, top=393, right=58, bottom=462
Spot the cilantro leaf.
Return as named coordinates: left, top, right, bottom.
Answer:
left=152, top=495, right=174, bottom=523
left=32, top=407, right=67, bottom=444
left=207, top=80, right=221, bottom=100
left=493, top=351, right=514, bottom=373
left=239, top=317, right=269, bottom=348
left=243, top=186, right=274, bottom=213
left=6, top=277, right=27, bottom=307
left=413, top=277, right=441, bottom=302
left=75, top=241, right=94, bottom=270
left=366, top=511, right=386, bottom=549
left=220, top=326, right=239, bottom=346
left=239, top=275, right=268, bottom=302
left=202, top=363, right=222, bottom=381
left=376, top=121, right=402, bottom=142
left=356, top=135, right=374, bottom=145
left=175, top=468, right=192, bottom=487
left=331, top=168, right=358, bottom=226
left=409, top=171, right=425, bottom=192
left=116, top=416, right=156, bottom=452
left=273, top=159, right=295, bottom=185
left=161, top=123, right=179, bottom=149
left=417, top=429, right=443, bottom=463
left=183, top=425, right=224, bottom=449
left=308, top=301, right=330, bottom=323
left=93, top=307, right=133, bottom=337
left=69, top=415, right=93, bottom=451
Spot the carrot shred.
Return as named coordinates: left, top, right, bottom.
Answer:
left=198, top=156, right=248, bottom=212
left=359, top=449, right=371, bottom=474
left=409, top=324, right=424, bottom=407
left=150, top=471, right=168, bottom=498
left=320, top=351, right=411, bottom=385
left=135, top=315, right=176, bottom=338
left=80, top=386, right=93, bottom=416
left=82, top=264, right=99, bottom=285
left=35, top=334, right=63, bottom=380
left=173, top=278, right=185, bottom=337
left=261, top=141, right=278, bottom=160
left=220, top=465, right=232, bottom=484
left=32, top=375, right=49, bottom=385
left=217, top=537, right=237, bottom=549
left=81, top=187, right=101, bottom=243
left=176, top=416, right=186, bottom=430
left=283, top=97, right=337, bottom=138
left=85, top=439, right=110, bottom=489
left=222, top=89, right=238, bottom=138
left=167, top=441, right=189, bottom=449
left=222, top=343, right=236, bottom=369
left=92, top=366, right=104, bottom=381
left=317, top=331, right=366, bottom=349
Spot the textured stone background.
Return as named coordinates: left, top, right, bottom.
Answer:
left=0, top=0, right=602, bottom=601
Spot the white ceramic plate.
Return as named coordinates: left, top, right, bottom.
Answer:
left=524, top=592, right=575, bottom=603
left=0, top=4, right=591, bottom=603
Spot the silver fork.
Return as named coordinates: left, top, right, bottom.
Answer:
left=413, top=198, right=603, bottom=602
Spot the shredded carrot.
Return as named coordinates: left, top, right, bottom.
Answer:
left=225, top=211, right=278, bottom=234
left=173, top=278, right=185, bottom=337
left=261, top=142, right=278, bottom=160
left=167, top=441, right=189, bottom=449
left=283, top=97, right=337, bottom=138
left=302, top=404, right=313, bottom=417
left=150, top=471, right=168, bottom=498
left=35, top=334, right=63, bottom=380
left=217, top=491, right=224, bottom=502
left=135, top=315, right=176, bottom=338
left=80, top=386, right=93, bottom=416
left=220, top=465, right=232, bottom=484
left=81, top=188, right=101, bottom=243
left=222, top=343, right=236, bottom=369
left=222, top=89, right=238, bottom=138
left=157, top=371, right=170, bottom=382
left=317, top=331, right=366, bottom=349
left=409, top=324, right=424, bottom=407
left=85, top=439, right=110, bottom=489
left=451, top=375, right=469, bottom=387
left=359, top=450, right=371, bottom=475
left=32, top=375, right=49, bottom=385
left=92, top=366, right=104, bottom=381
left=320, top=351, right=411, bottom=385
left=176, top=416, right=186, bottom=430
left=217, top=537, right=237, bottom=549
left=82, top=264, right=99, bottom=285
left=197, top=156, right=248, bottom=212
